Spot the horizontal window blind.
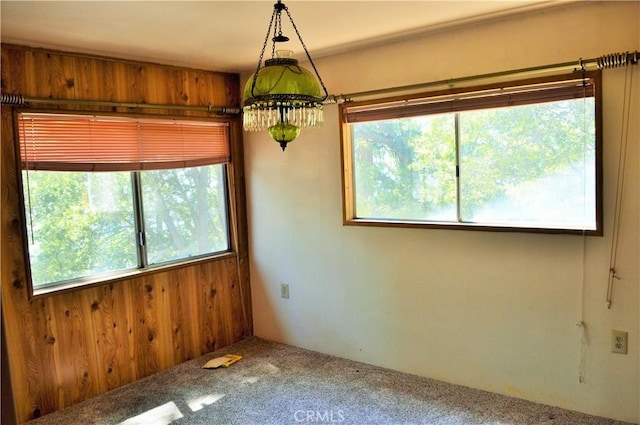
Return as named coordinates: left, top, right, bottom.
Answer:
left=343, top=76, right=595, bottom=123
left=18, top=113, right=230, bottom=171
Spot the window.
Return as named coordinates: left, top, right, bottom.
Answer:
left=17, top=113, right=232, bottom=293
left=340, top=72, right=602, bottom=234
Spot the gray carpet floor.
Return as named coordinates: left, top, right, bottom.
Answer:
left=26, top=336, right=634, bottom=425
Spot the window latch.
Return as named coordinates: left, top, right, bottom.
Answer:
left=138, top=231, right=146, bottom=247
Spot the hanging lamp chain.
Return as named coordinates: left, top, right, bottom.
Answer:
left=271, top=7, right=280, bottom=59
left=283, top=7, right=329, bottom=101
left=272, top=1, right=289, bottom=51
left=250, top=4, right=278, bottom=99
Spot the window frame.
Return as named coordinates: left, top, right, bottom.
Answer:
left=340, top=71, right=603, bottom=235
left=13, top=109, right=237, bottom=297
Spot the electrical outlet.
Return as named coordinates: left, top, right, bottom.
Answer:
left=281, top=283, right=289, bottom=299
left=611, top=330, right=628, bottom=354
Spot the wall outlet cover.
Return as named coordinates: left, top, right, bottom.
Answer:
left=611, top=330, right=628, bottom=354
left=281, top=283, right=290, bottom=299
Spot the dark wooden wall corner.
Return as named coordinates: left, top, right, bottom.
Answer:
left=2, top=303, right=18, bottom=425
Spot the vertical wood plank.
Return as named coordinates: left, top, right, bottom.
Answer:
left=168, top=267, right=192, bottom=364
left=31, top=297, right=61, bottom=415
left=184, top=266, right=205, bottom=357
left=1, top=47, right=26, bottom=94
left=122, top=279, right=144, bottom=383
left=198, top=263, right=217, bottom=353
left=108, top=280, right=138, bottom=388
left=89, top=283, right=133, bottom=393
left=74, top=57, right=117, bottom=103
left=48, top=291, right=98, bottom=405
left=111, top=61, right=139, bottom=104
left=1, top=108, right=44, bottom=421
left=216, top=259, right=234, bottom=347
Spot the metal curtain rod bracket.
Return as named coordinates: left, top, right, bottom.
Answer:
left=332, top=50, right=639, bottom=103
left=0, top=94, right=242, bottom=116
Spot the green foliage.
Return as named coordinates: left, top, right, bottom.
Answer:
left=24, top=171, right=136, bottom=286
left=353, top=119, right=420, bottom=218
left=353, top=114, right=458, bottom=220
left=458, top=100, right=595, bottom=219
left=142, top=165, right=228, bottom=264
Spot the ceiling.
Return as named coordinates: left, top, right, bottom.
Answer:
left=1, top=1, right=563, bottom=74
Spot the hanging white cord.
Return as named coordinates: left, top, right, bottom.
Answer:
left=577, top=70, right=589, bottom=384
left=606, top=65, right=634, bottom=309
left=21, top=118, right=36, bottom=245
left=577, top=320, right=588, bottom=383
left=228, top=162, right=252, bottom=335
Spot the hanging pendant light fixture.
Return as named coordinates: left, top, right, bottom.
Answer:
left=243, top=0, right=328, bottom=151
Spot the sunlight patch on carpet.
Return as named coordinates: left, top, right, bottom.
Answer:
left=118, top=401, right=183, bottom=425
left=187, top=394, right=226, bottom=412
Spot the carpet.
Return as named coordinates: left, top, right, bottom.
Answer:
left=25, top=336, right=634, bottom=425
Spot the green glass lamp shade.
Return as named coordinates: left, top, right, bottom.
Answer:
left=243, top=50, right=324, bottom=150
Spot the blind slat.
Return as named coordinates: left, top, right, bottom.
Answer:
left=18, top=113, right=231, bottom=171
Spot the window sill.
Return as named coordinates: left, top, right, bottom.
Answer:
left=344, top=218, right=601, bottom=236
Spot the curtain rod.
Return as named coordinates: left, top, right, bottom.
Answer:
left=0, top=94, right=241, bottom=115
left=328, top=51, right=639, bottom=103
left=3, top=51, right=637, bottom=109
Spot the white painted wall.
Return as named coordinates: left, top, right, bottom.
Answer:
left=244, top=2, right=639, bottom=422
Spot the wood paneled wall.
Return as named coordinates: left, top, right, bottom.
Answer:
left=0, top=44, right=252, bottom=424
